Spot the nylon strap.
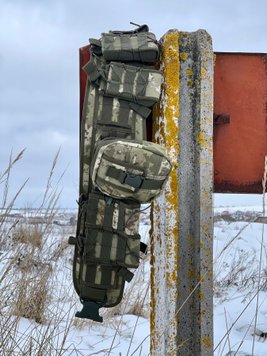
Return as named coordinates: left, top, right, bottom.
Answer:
left=129, top=102, right=151, bottom=119
left=140, top=242, right=148, bottom=254
left=118, top=268, right=134, bottom=282
left=101, top=203, right=114, bottom=260
left=107, top=166, right=164, bottom=190
left=83, top=55, right=105, bottom=83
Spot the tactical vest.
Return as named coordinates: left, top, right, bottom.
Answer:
left=69, top=24, right=171, bottom=322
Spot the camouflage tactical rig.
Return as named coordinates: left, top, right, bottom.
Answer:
left=69, top=24, right=171, bottom=322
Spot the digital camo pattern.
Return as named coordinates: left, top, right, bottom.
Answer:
left=74, top=192, right=141, bottom=307
left=83, top=230, right=140, bottom=268
left=124, top=207, right=140, bottom=236
left=91, top=140, right=172, bottom=203
left=80, top=263, right=125, bottom=306
left=72, top=25, right=167, bottom=315
left=85, top=55, right=163, bottom=107
left=101, top=31, right=159, bottom=62
left=103, top=62, right=163, bottom=107
left=80, top=84, right=95, bottom=196
left=87, top=193, right=140, bottom=235
left=87, top=200, right=141, bottom=268
left=80, top=83, right=148, bottom=194
left=77, top=81, right=148, bottom=309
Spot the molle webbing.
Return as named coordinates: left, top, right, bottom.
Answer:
left=84, top=56, right=163, bottom=107
left=89, top=24, right=159, bottom=63
left=82, top=194, right=141, bottom=269
left=79, top=84, right=148, bottom=196
left=72, top=24, right=162, bottom=321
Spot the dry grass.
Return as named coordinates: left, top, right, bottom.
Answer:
left=214, top=156, right=267, bottom=355
left=12, top=224, right=43, bottom=248
left=13, top=265, right=51, bottom=324
left=0, top=149, right=81, bottom=355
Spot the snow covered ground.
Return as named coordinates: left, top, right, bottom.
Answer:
left=0, top=194, right=266, bottom=355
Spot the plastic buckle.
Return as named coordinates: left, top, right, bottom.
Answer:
left=68, top=236, right=76, bottom=245
left=124, top=174, right=144, bottom=189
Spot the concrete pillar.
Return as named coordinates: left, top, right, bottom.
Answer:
left=150, top=29, right=214, bottom=355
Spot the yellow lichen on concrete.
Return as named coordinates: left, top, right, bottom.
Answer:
left=151, top=29, right=213, bottom=355
left=180, top=52, right=187, bottom=61
left=201, top=336, right=212, bottom=349
left=186, top=68, right=193, bottom=76
left=150, top=30, right=180, bottom=355
left=161, top=32, right=180, bottom=290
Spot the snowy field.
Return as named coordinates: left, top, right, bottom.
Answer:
left=0, top=194, right=266, bottom=355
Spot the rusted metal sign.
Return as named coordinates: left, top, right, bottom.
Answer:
left=79, top=48, right=267, bottom=193
left=214, top=52, right=267, bottom=193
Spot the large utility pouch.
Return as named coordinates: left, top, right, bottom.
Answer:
left=84, top=56, right=163, bottom=107
left=91, top=139, right=172, bottom=203
left=89, top=24, right=159, bottom=63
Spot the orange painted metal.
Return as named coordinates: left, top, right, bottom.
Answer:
left=79, top=46, right=90, bottom=126
left=214, top=53, right=267, bottom=193
left=79, top=46, right=267, bottom=193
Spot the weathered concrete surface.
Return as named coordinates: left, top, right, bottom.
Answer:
left=150, top=30, right=214, bottom=355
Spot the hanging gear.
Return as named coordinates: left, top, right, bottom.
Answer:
left=69, top=24, right=171, bottom=322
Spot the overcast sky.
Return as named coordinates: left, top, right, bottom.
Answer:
left=0, top=0, right=266, bottom=208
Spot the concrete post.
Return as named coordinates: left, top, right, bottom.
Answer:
left=150, top=30, right=214, bottom=355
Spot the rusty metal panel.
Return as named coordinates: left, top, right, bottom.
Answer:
left=79, top=47, right=267, bottom=193
left=214, top=52, right=267, bottom=193
left=79, top=45, right=90, bottom=123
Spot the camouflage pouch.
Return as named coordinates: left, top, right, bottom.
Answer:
left=91, top=139, right=172, bottom=203
left=70, top=192, right=145, bottom=319
left=89, top=24, right=159, bottom=63
left=84, top=55, right=163, bottom=107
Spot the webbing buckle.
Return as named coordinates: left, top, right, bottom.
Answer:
left=123, top=173, right=144, bottom=189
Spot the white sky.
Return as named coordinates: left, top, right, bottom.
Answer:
left=0, top=0, right=266, bottom=208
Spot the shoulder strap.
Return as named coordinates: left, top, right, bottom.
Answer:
left=89, top=38, right=102, bottom=56
left=83, top=53, right=105, bottom=82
